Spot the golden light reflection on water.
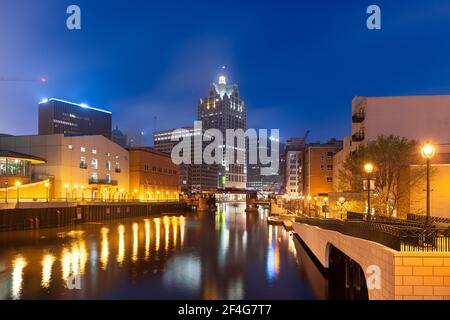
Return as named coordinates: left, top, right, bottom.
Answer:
left=154, top=218, right=161, bottom=252
left=11, top=255, right=27, bottom=300
left=41, top=254, right=55, bottom=288
left=100, top=227, right=109, bottom=270
left=60, top=240, right=88, bottom=282
left=5, top=215, right=189, bottom=298
left=172, top=216, right=178, bottom=248
left=180, top=216, right=185, bottom=246
left=117, top=225, right=125, bottom=265
left=144, top=219, right=150, bottom=259
left=132, top=223, right=139, bottom=262
left=163, top=216, right=170, bottom=252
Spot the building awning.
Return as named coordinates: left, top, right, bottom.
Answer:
left=0, top=150, right=46, bottom=164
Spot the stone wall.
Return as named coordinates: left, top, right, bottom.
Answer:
left=293, top=222, right=450, bottom=300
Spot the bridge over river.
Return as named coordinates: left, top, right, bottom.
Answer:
left=293, top=215, right=450, bottom=300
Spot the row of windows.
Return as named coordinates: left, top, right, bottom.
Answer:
left=68, top=145, right=127, bottom=160
left=320, top=165, right=333, bottom=171
left=142, top=164, right=177, bottom=175
left=80, top=157, right=121, bottom=172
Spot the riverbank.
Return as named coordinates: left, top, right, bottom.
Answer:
left=0, top=201, right=186, bottom=232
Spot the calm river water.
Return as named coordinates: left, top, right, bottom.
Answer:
left=0, top=203, right=329, bottom=299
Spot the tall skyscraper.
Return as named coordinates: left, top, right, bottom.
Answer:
left=198, top=75, right=247, bottom=189
left=38, top=98, right=112, bottom=139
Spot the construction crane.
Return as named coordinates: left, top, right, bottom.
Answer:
left=303, top=130, right=310, bottom=142
left=0, top=76, right=47, bottom=83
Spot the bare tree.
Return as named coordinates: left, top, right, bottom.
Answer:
left=339, top=135, right=426, bottom=217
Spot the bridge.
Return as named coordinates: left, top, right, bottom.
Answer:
left=186, top=189, right=259, bottom=212
left=293, top=215, right=450, bottom=300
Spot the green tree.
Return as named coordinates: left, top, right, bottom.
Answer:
left=339, top=135, right=425, bottom=217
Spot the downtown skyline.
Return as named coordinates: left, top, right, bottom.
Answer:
left=3, top=0, right=450, bottom=144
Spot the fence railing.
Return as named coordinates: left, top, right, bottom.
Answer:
left=295, top=216, right=450, bottom=252
left=407, top=213, right=450, bottom=225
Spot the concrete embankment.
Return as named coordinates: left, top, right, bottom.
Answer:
left=0, top=201, right=186, bottom=232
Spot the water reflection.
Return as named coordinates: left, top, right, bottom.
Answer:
left=41, top=254, right=55, bottom=288
left=100, top=228, right=109, bottom=270
left=11, top=256, right=27, bottom=300
left=0, top=205, right=328, bottom=300
left=117, top=225, right=125, bottom=265
left=132, top=223, right=138, bottom=262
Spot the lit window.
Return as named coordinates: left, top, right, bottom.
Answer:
left=80, top=147, right=86, bottom=152
left=92, top=149, right=97, bottom=154
left=80, top=156, right=87, bottom=169
left=106, top=160, right=111, bottom=171
left=91, top=158, right=98, bottom=169
left=68, top=145, right=73, bottom=150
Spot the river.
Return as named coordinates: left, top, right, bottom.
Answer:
left=0, top=203, right=329, bottom=300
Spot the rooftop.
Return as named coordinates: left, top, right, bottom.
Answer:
left=39, top=98, right=112, bottom=115
left=0, top=150, right=46, bottom=164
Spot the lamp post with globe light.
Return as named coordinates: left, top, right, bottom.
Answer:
left=421, top=144, right=436, bottom=227
left=364, top=163, right=374, bottom=219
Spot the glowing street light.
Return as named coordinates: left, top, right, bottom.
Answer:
left=45, top=182, right=50, bottom=202
left=74, top=184, right=79, bottom=200
left=421, top=144, right=436, bottom=226
left=15, top=181, right=21, bottom=203
left=338, top=197, right=346, bottom=220
left=64, top=184, right=70, bottom=202
left=364, top=163, right=374, bottom=219
left=4, top=181, right=8, bottom=204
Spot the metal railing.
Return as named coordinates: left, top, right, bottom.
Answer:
left=88, top=178, right=118, bottom=185
left=407, top=213, right=450, bottom=225
left=295, top=216, right=450, bottom=252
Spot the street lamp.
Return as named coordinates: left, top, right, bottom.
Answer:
left=421, top=144, right=436, bottom=226
left=323, top=197, right=329, bottom=218
left=338, top=197, right=346, bottom=220
left=74, top=184, right=79, bottom=200
left=4, top=181, right=8, bottom=204
left=45, top=182, right=50, bottom=202
left=364, top=163, right=374, bottom=219
left=15, top=181, right=21, bottom=203
left=64, top=184, right=70, bottom=202
left=313, top=196, right=318, bottom=217
left=307, top=196, right=311, bottom=216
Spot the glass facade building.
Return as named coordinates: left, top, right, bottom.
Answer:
left=38, top=98, right=112, bottom=139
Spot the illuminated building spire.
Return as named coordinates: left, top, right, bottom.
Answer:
left=219, top=75, right=227, bottom=85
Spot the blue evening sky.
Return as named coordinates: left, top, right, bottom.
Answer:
left=1, top=0, right=450, bottom=144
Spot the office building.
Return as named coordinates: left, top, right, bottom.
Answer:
left=303, top=138, right=343, bottom=207
left=198, top=75, right=247, bottom=189
left=128, top=147, right=179, bottom=201
left=284, top=138, right=306, bottom=197
left=38, top=98, right=112, bottom=139
left=153, top=126, right=218, bottom=193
